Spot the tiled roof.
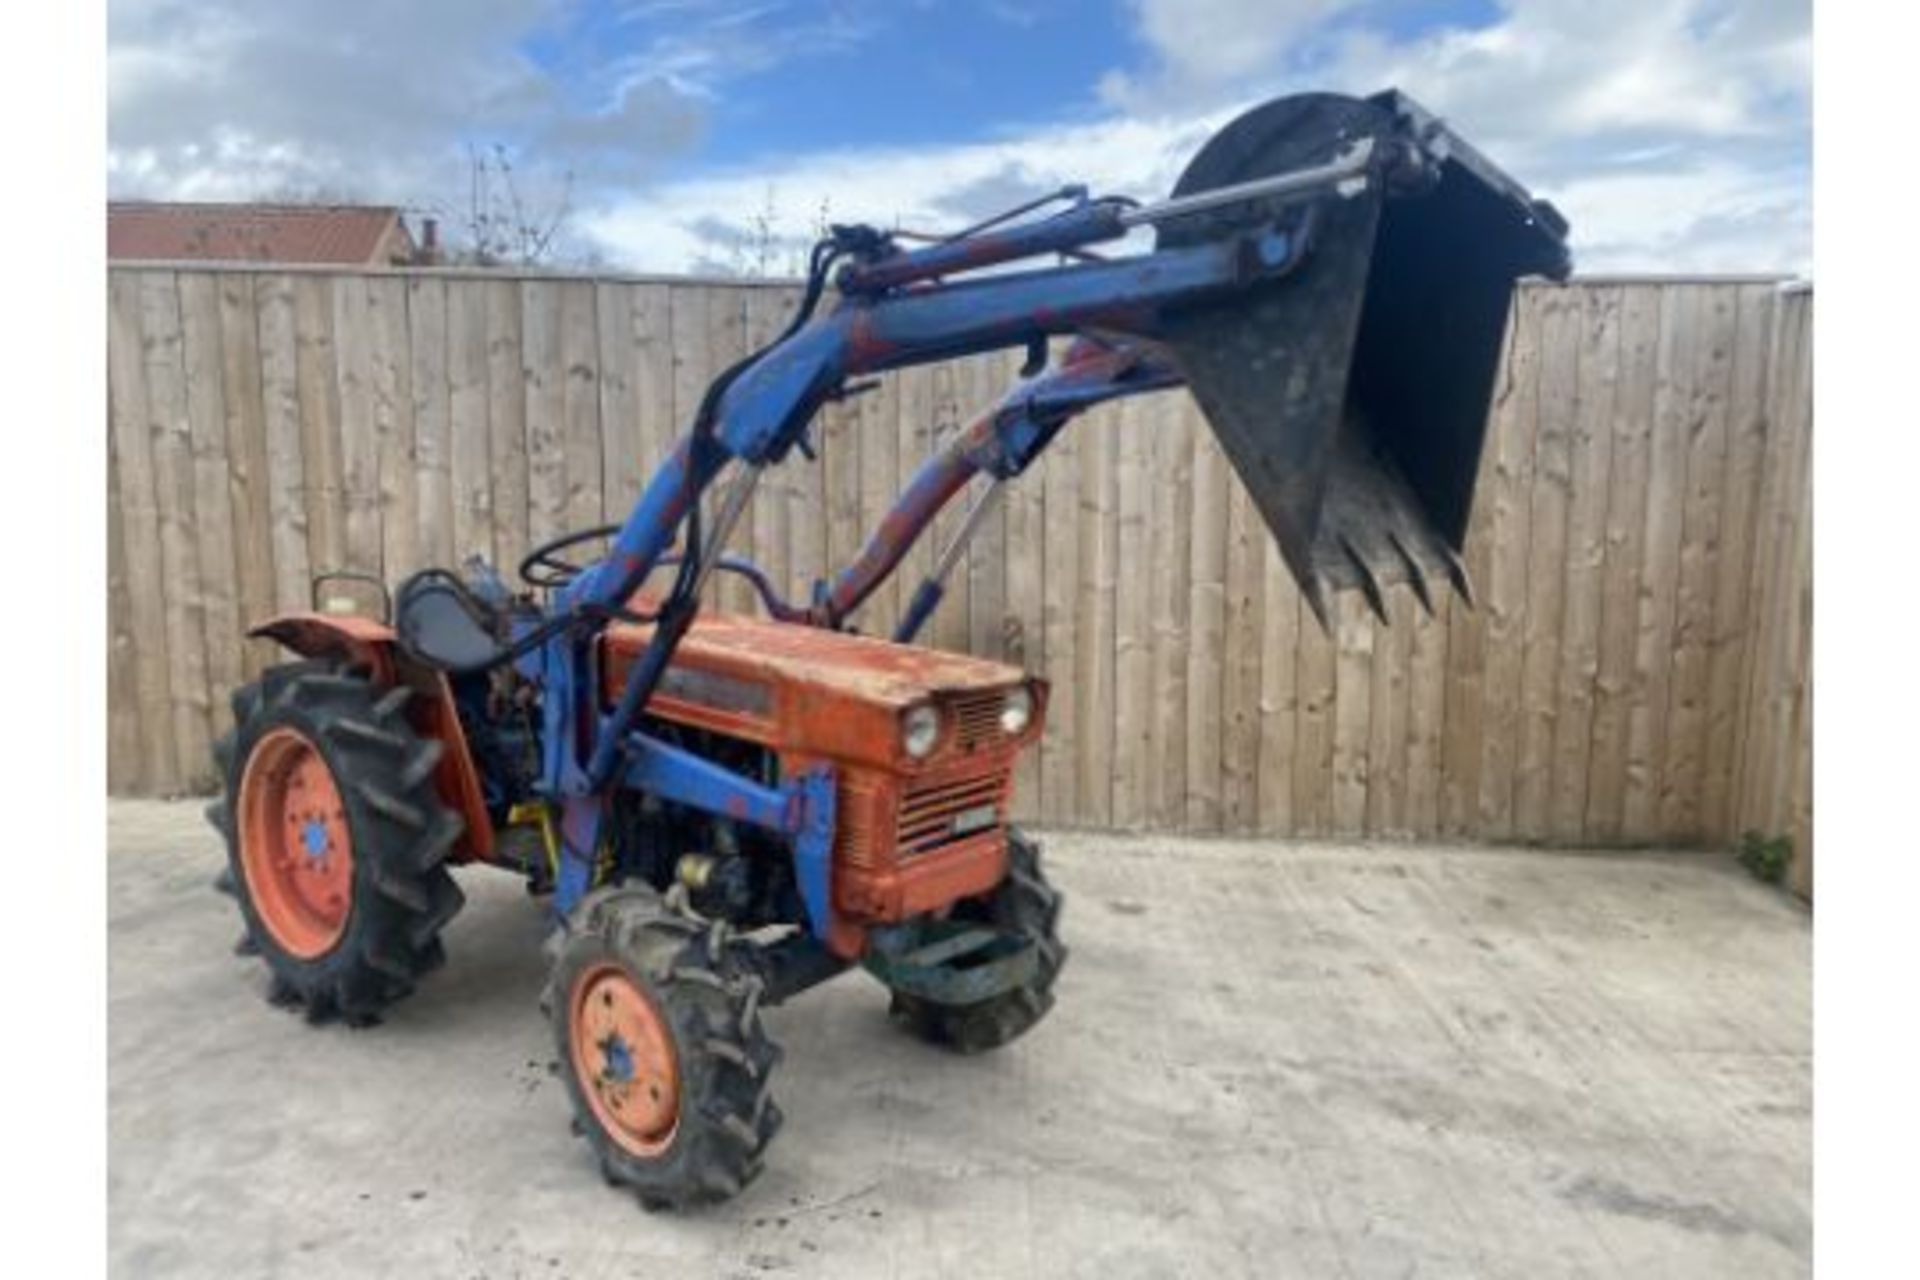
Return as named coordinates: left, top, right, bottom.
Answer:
left=107, top=202, right=413, bottom=265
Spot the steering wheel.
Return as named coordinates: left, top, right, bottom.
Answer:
left=519, top=523, right=808, bottom=623
left=517, top=524, right=622, bottom=590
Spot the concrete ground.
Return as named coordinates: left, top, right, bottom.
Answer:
left=109, top=799, right=1810, bottom=1280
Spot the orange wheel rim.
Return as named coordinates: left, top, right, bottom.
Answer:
left=238, top=727, right=355, bottom=959
left=570, top=963, right=681, bottom=1157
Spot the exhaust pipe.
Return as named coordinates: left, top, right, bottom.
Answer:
left=1156, top=90, right=1571, bottom=626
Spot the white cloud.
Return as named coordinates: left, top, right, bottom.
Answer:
left=1106, top=0, right=1365, bottom=103
left=578, top=112, right=1225, bottom=273
left=1549, top=162, right=1811, bottom=275
left=109, top=0, right=1810, bottom=276
left=1317, top=1, right=1808, bottom=157
left=579, top=0, right=1809, bottom=276
left=106, top=0, right=718, bottom=237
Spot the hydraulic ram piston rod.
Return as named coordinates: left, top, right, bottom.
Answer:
left=893, top=478, right=1007, bottom=643
left=1116, top=137, right=1375, bottom=229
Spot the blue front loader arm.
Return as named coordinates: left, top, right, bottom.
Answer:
left=536, top=197, right=1318, bottom=933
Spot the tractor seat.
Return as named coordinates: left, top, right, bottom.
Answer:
left=394, top=572, right=512, bottom=672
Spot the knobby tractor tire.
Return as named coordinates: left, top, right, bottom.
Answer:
left=543, top=886, right=784, bottom=1210
left=887, top=828, right=1068, bottom=1054
left=206, top=661, right=466, bottom=1025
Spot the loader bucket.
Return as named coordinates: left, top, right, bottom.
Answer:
left=1157, top=89, right=1571, bottom=625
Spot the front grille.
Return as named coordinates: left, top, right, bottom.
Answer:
left=835, top=775, right=887, bottom=872
left=950, top=689, right=1007, bottom=750
left=896, top=769, right=1006, bottom=856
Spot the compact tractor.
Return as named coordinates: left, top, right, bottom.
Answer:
left=208, top=91, right=1569, bottom=1207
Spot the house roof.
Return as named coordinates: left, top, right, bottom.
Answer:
left=107, top=202, right=414, bottom=265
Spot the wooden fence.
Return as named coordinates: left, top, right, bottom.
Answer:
left=106, top=267, right=1813, bottom=881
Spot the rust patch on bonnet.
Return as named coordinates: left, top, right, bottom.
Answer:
left=615, top=600, right=1029, bottom=709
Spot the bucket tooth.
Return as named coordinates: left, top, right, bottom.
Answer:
left=1387, top=531, right=1436, bottom=617
left=1302, top=574, right=1335, bottom=634
left=1440, top=543, right=1475, bottom=608
left=1341, top=537, right=1391, bottom=626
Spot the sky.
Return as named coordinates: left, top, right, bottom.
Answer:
left=106, top=0, right=1812, bottom=276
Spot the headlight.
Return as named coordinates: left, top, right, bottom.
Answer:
left=1000, top=686, right=1033, bottom=735
left=901, top=704, right=941, bottom=759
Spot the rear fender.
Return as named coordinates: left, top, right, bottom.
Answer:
left=248, top=613, right=496, bottom=863
left=250, top=612, right=399, bottom=684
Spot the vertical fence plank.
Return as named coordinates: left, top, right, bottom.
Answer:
left=1437, top=411, right=1490, bottom=843
left=1220, top=474, right=1266, bottom=833
left=894, top=366, right=938, bottom=636
left=1255, top=539, right=1300, bottom=833
left=1185, top=431, right=1230, bottom=831
left=928, top=361, right=973, bottom=656
left=1622, top=285, right=1697, bottom=836
left=293, top=275, right=346, bottom=581
left=1365, top=597, right=1412, bottom=837
left=331, top=274, right=383, bottom=576
left=141, top=272, right=216, bottom=788
left=1584, top=285, right=1663, bottom=839
left=1038, top=388, right=1080, bottom=824
left=1292, top=594, right=1337, bottom=836
left=1658, top=284, right=1739, bottom=839
left=1700, top=284, right=1779, bottom=840
left=701, top=286, right=754, bottom=613
left=785, top=326, right=834, bottom=614
left=408, top=277, right=453, bottom=568
left=1748, top=400, right=1810, bottom=848
left=634, top=286, right=679, bottom=484
left=820, top=351, right=864, bottom=626
left=1783, top=453, right=1813, bottom=895
left=522, top=279, right=566, bottom=553
left=1330, top=593, right=1375, bottom=836
left=1473, top=285, right=1546, bottom=838
left=1511, top=285, right=1579, bottom=837
left=857, top=368, right=902, bottom=636
left=622, top=285, right=675, bottom=510
left=255, top=274, right=311, bottom=614
left=1546, top=285, right=1621, bottom=841
left=1733, top=291, right=1813, bottom=865
left=448, top=280, right=493, bottom=565
left=1109, top=395, right=1153, bottom=828
left=967, top=355, right=1013, bottom=661
left=596, top=281, right=639, bottom=527
left=366, top=277, right=417, bottom=584
left=1730, top=294, right=1795, bottom=824
left=108, top=447, right=144, bottom=792
left=1437, top=358, right=1497, bottom=843
left=890, top=364, right=936, bottom=625
left=109, top=272, right=177, bottom=792
left=743, top=287, right=796, bottom=601
left=1769, top=316, right=1814, bottom=852
left=216, top=274, right=276, bottom=675
left=1147, top=400, right=1194, bottom=827
left=482, top=279, right=527, bottom=572
left=561, top=281, right=604, bottom=553
left=1073, top=397, right=1117, bottom=828
left=178, top=273, right=244, bottom=743
left=1000, top=355, right=1047, bottom=821
left=1403, top=592, right=1451, bottom=837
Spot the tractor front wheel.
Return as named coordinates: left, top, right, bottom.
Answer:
left=208, top=662, right=466, bottom=1024
left=544, top=886, right=784, bottom=1209
left=885, top=829, right=1068, bottom=1053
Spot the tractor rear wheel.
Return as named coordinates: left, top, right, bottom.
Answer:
left=208, top=662, right=465, bottom=1024
left=544, top=886, right=784, bottom=1209
left=886, top=829, right=1068, bottom=1053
